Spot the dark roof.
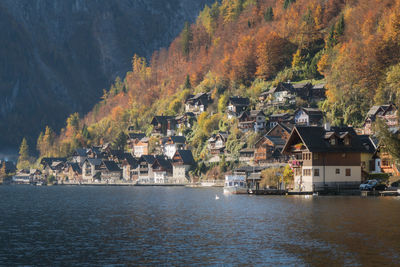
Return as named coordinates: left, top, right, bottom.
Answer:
left=123, top=154, right=138, bottom=168
left=86, top=158, right=102, bottom=166
left=153, top=155, right=172, bottom=170
left=139, top=155, right=156, bottom=164
left=267, top=122, right=293, bottom=135
left=128, top=133, right=146, bottom=140
left=249, top=110, right=265, bottom=118
left=174, top=150, right=195, bottom=165
left=358, top=135, right=377, bottom=154
left=292, top=82, right=311, bottom=89
left=109, top=150, right=126, bottom=160
left=74, top=148, right=87, bottom=157
left=298, top=107, right=323, bottom=116
left=151, top=116, right=176, bottom=125
left=284, top=126, right=370, bottom=153
left=68, top=162, right=82, bottom=173
left=102, top=161, right=121, bottom=172
left=228, top=97, right=250, bottom=106
left=269, top=82, right=294, bottom=94
left=40, top=157, right=67, bottom=165
left=169, top=136, right=186, bottom=144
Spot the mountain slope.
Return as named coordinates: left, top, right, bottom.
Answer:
left=0, top=0, right=213, bottom=149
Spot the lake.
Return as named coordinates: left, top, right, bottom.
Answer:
left=0, top=185, right=399, bottom=266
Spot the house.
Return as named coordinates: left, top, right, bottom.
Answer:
left=127, top=132, right=146, bottom=152
left=282, top=125, right=371, bottom=192
left=208, top=132, right=229, bottom=155
left=266, top=122, right=293, bottom=141
left=82, top=158, right=102, bottom=182
left=185, top=93, right=212, bottom=115
left=268, top=113, right=293, bottom=129
left=40, top=158, right=66, bottom=178
left=265, top=83, right=296, bottom=106
left=161, top=136, right=187, bottom=159
left=86, top=147, right=104, bottom=159
left=99, top=160, right=122, bottom=182
left=358, top=135, right=379, bottom=179
left=363, top=104, right=398, bottom=135
left=254, top=135, right=287, bottom=163
left=311, top=83, right=326, bottom=100
left=175, top=112, right=196, bottom=131
left=12, top=170, right=31, bottom=184
left=172, top=150, right=195, bottom=184
left=137, top=155, right=156, bottom=184
left=152, top=155, right=173, bottom=184
left=238, top=110, right=266, bottom=132
left=292, top=82, right=313, bottom=100
left=239, top=148, right=255, bottom=163
left=72, top=148, right=87, bottom=164
left=122, top=156, right=138, bottom=182
left=151, top=116, right=177, bottom=136
left=132, top=137, right=149, bottom=158
left=227, top=97, right=250, bottom=118
left=294, top=107, right=324, bottom=126
left=370, top=128, right=400, bottom=176
left=62, top=162, right=82, bottom=183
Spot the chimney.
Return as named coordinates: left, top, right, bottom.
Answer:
left=324, top=122, right=331, bottom=131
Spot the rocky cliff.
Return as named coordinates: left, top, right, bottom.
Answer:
left=0, top=0, right=212, bottom=150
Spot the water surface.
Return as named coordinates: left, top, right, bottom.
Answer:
left=0, top=186, right=399, bottom=266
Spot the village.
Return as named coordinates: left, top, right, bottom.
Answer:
left=4, top=81, right=400, bottom=195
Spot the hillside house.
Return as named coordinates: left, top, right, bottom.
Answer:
left=72, top=148, right=87, bottom=164
left=227, top=97, right=250, bottom=118
left=254, top=135, right=287, bottom=163
left=292, top=82, right=313, bottom=100
left=127, top=132, right=146, bottom=152
left=238, top=110, right=266, bottom=132
left=122, top=156, right=138, bottom=182
left=282, top=125, right=371, bottom=192
left=266, top=83, right=296, bottom=106
left=172, top=150, right=195, bottom=184
left=208, top=132, right=229, bottom=155
left=131, top=137, right=149, bottom=158
left=151, top=116, right=177, bottom=136
left=239, top=148, right=255, bottom=163
left=311, top=83, right=327, bottom=100
left=175, top=112, right=196, bottom=130
left=184, top=93, right=212, bottom=115
left=363, top=104, right=398, bottom=135
left=266, top=122, right=293, bottom=141
left=161, top=136, right=187, bottom=159
left=294, top=107, right=324, bottom=126
left=268, top=113, right=293, bottom=129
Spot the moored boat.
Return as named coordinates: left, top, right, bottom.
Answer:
left=223, top=175, right=248, bottom=194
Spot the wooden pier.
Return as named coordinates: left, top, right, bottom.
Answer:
left=249, top=189, right=288, bottom=195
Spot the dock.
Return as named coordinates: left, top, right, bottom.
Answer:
left=249, top=189, right=287, bottom=195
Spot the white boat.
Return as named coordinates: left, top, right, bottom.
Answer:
left=223, top=175, right=248, bottom=194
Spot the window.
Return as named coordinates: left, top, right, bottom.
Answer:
left=335, top=168, right=340, bottom=174
left=345, top=168, right=351, bottom=176
left=344, top=137, right=350, bottom=145
left=303, top=169, right=311, bottom=176
left=342, top=153, right=346, bottom=158
left=313, top=153, right=319, bottom=160
left=314, top=169, right=320, bottom=176
left=330, top=138, right=336, bottom=145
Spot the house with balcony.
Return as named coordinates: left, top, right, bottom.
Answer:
left=282, top=125, right=371, bottom=192
left=238, top=110, right=266, bottom=133
left=207, top=132, right=229, bottom=155
left=99, top=160, right=122, bottom=183
left=184, top=93, right=212, bottom=115
left=266, top=122, right=293, bottom=141
left=254, top=135, right=287, bottom=163
left=175, top=112, right=196, bottom=131
left=227, top=97, right=250, bottom=118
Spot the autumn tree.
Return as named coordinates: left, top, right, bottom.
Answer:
left=181, top=22, right=193, bottom=58
left=17, top=138, right=30, bottom=170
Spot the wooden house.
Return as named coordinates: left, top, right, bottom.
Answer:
left=238, top=110, right=266, bottom=132
left=266, top=122, right=293, bottom=141
left=172, top=150, right=195, bottom=184
left=268, top=113, right=293, bottom=129
left=227, top=97, right=250, bottom=118
left=207, top=132, right=229, bottom=155
left=122, top=156, right=138, bottom=182
left=254, top=135, right=286, bottom=163
left=175, top=112, right=196, bottom=130
left=311, top=83, right=326, bottom=100
left=363, top=104, right=397, bottom=135
left=184, top=93, right=212, bottom=115
left=151, top=116, right=177, bottom=136
left=137, top=155, right=156, bottom=184
left=161, top=136, right=187, bottom=159
left=282, top=125, right=372, bottom=192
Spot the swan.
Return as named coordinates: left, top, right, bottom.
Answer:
left=215, top=195, right=220, bottom=200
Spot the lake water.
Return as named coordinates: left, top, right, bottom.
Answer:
left=0, top=186, right=400, bottom=266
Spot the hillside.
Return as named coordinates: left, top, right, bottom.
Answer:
left=0, top=0, right=213, bottom=150
left=34, top=0, right=400, bottom=161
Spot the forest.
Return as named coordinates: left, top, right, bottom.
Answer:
left=20, top=0, right=400, bottom=169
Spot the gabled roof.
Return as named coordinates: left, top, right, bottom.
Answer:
left=151, top=116, right=176, bottom=125
left=74, top=148, right=87, bottom=157
left=269, top=113, right=290, bottom=119
left=139, top=155, right=156, bottom=165
left=264, top=136, right=286, bottom=146
left=358, top=135, right=377, bottom=154
left=297, top=107, right=323, bottom=116
left=128, top=133, right=146, bottom=140
left=283, top=126, right=369, bottom=153
left=173, top=150, right=195, bottom=165
left=153, top=155, right=172, bottom=170
left=102, top=161, right=121, bottom=172
left=292, top=82, right=311, bottom=90
left=68, top=162, right=82, bottom=174
left=312, top=83, right=326, bottom=90
left=123, top=154, right=138, bottom=168
left=267, top=122, right=293, bottom=135
left=249, top=110, right=265, bottom=118
left=169, top=136, right=186, bottom=144
left=269, top=82, right=294, bottom=94
left=228, top=96, right=250, bottom=106
left=85, top=158, right=102, bottom=166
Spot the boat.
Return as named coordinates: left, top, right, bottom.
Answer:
left=223, top=175, right=248, bottom=194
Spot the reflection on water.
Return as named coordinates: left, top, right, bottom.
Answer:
left=0, top=186, right=399, bottom=265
